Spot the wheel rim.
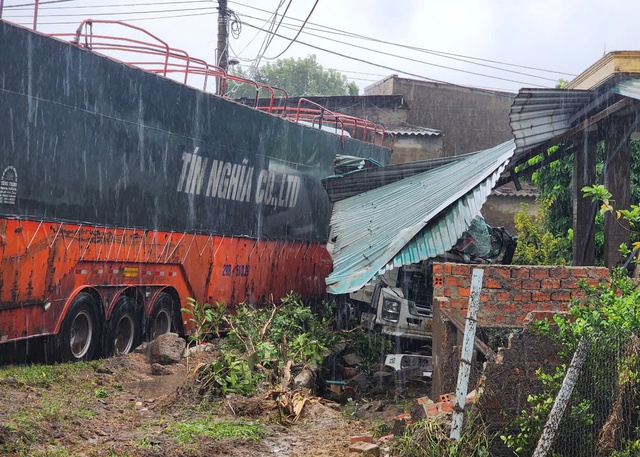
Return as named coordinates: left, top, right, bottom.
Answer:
left=150, top=308, right=171, bottom=340
left=114, top=313, right=135, bottom=354
left=70, top=310, right=93, bottom=359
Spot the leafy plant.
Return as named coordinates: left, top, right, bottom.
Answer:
left=181, top=297, right=227, bottom=345
left=392, top=413, right=492, bottom=457
left=512, top=200, right=570, bottom=265
left=198, top=293, right=338, bottom=397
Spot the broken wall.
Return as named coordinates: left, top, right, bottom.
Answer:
left=431, top=262, right=609, bottom=398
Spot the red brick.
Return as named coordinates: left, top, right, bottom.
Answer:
left=561, top=280, right=579, bottom=289
left=483, top=277, right=502, bottom=289
left=440, top=401, right=453, bottom=413
left=586, top=278, right=601, bottom=287
left=511, top=268, right=530, bottom=279
left=452, top=264, right=472, bottom=275
left=551, top=291, right=571, bottom=301
left=351, top=434, right=374, bottom=444
left=494, top=291, right=511, bottom=302
left=458, top=287, right=470, bottom=298
left=521, top=302, right=538, bottom=313
left=541, top=279, right=561, bottom=289
left=532, top=291, right=552, bottom=302
left=512, top=292, right=532, bottom=301
left=494, top=314, right=509, bottom=324
left=522, top=279, right=541, bottom=290
left=432, top=263, right=444, bottom=275
left=530, top=269, right=550, bottom=279
left=590, top=268, right=610, bottom=279
left=424, top=404, right=439, bottom=417
left=571, top=268, right=589, bottom=278
left=552, top=268, right=571, bottom=279
left=490, top=267, right=511, bottom=279
left=445, top=275, right=463, bottom=287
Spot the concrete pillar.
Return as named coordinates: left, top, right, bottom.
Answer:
left=572, top=129, right=597, bottom=266
left=432, top=297, right=458, bottom=399
left=603, top=116, right=632, bottom=268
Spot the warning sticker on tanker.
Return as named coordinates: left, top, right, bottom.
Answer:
left=0, top=166, right=17, bottom=205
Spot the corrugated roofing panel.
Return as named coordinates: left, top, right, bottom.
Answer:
left=385, top=126, right=442, bottom=137
left=612, top=79, right=640, bottom=101
left=326, top=140, right=515, bottom=294
left=509, top=88, right=593, bottom=159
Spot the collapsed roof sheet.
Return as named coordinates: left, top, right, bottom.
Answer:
left=326, top=140, right=515, bottom=294
left=509, top=88, right=593, bottom=160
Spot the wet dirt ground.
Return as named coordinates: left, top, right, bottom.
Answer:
left=0, top=350, right=419, bottom=456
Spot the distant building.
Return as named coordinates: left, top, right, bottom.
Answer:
left=364, top=75, right=515, bottom=156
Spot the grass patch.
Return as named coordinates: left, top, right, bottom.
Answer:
left=0, top=361, right=98, bottom=388
left=168, top=419, right=265, bottom=443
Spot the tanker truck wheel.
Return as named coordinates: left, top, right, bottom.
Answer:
left=57, top=293, right=101, bottom=362
left=104, top=296, right=140, bottom=356
left=147, top=292, right=177, bottom=341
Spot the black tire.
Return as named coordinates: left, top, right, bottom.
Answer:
left=147, top=292, right=177, bottom=341
left=57, top=293, right=101, bottom=362
left=104, top=296, right=141, bottom=356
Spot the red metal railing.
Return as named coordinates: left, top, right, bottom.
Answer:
left=21, top=17, right=392, bottom=148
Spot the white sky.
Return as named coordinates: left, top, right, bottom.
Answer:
left=2, top=0, right=639, bottom=93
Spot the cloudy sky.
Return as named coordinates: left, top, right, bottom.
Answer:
left=2, top=0, right=639, bottom=93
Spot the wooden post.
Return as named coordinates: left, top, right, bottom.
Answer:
left=572, top=128, right=597, bottom=266
left=532, top=337, right=590, bottom=457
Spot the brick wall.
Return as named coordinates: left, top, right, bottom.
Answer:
left=432, top=263, right=609, bottom=327
left=431, top=262, right=609, bottom=398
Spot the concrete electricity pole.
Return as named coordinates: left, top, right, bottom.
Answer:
left=217, top=0, right=229, bottom=78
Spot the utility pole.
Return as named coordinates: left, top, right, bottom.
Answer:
left=216, top=0, right=229, bottom=95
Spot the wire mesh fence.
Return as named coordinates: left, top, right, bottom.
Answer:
left=538, top=332, right=640, bottom=457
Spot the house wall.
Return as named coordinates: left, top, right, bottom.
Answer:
left=365, top=76, right=515, bottom=156
left=390, top=135, right=443, bottom=163
left=482, top=194, right=537, bottom=234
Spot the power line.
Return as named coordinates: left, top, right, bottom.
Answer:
left=238, top=11, right=557, bottom=83
left=241, top=19, right=546, bottom=88
left=3, top=0, right=75, bottom=8
left=265, top=0, right=318, bottom=60
left=7, top=5, right=214, bottom=17
left=6, top=0, right=209, bottom=9
left=230, top=1, right=576, bottom=77
left=240, top=21, right=524, bottom=93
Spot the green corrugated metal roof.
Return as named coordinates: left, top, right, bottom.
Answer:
left=326, top=140, right=515, bottom=294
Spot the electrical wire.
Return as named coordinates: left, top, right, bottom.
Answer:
left=241, top=19, right=546, bottom=88
left=238, top=10, right=557, bottom=83
left=7, top=5, right=214, bottom=17
left=241, top=21, right=526, bottom=93
left=264, top=0, right=318, bottom=60
left=259, top=0, right=291, bottom=58
left=231, top=1, right=576, bottom=77
left=4, top=0, right=551, bottom=90
left=3, top=0, right=75, bottom=8
left=5, top=0, right=210, bottom=9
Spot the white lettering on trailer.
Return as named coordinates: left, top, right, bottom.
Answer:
left=177, top=148, right=300, bottom=208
